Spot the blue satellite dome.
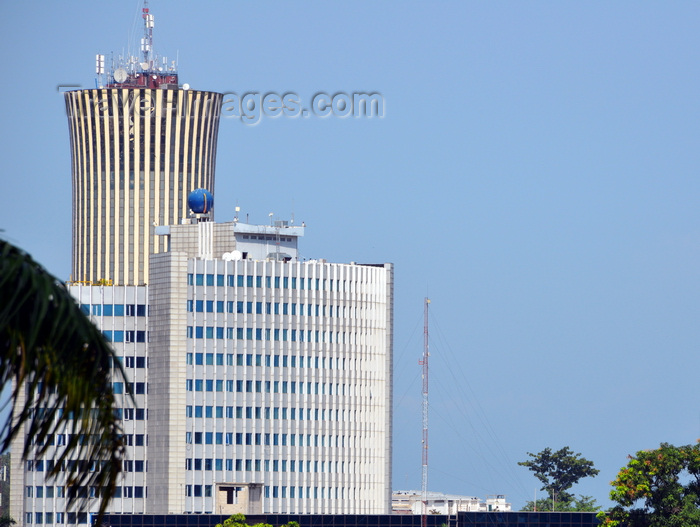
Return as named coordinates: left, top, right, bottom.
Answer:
left=188, top=188, right=214, bottom=213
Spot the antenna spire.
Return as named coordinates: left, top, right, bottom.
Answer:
left=141, top=1, right=155, bottom=69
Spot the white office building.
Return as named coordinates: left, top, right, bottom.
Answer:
left=12, top=215, right=394, bottom=522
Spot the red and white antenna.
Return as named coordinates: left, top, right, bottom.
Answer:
left=141, top=1, right=155, bottom=69
left=419, top=297, right=431, bottom=527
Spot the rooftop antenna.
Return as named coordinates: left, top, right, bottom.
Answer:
left=141, top=0, right=155, bottom=70
left=419, top=297, right=431, bottom=527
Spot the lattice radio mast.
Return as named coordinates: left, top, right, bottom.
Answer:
left=419, top=297, right=431, bottom=527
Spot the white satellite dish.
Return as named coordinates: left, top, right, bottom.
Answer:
left=182, top=83, right=190, bottom=90
left=222, top=252, right=233, bottom=261
left=140, top=62, right=149, bottom=70
left=114, top=68, right=128, bottom=83
left=231, top=250, right=243, bottom=261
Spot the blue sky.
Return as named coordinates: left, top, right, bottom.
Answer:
left=1, top=1, right=699, bottom=510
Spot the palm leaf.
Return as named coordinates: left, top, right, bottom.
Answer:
left=0, top=239, right=132, bottom=518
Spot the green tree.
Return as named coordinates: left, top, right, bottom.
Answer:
left=214, top=514, right=300, bottom=527
left=0, top=240, right=130, bottom=517
left=521, top=495, right=600, bottom=512
left=518, top=447, right=600, bottom=506
left=598, top=442, right=700, bottom=527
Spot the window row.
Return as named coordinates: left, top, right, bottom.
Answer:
left=185, top=458, right=348, bottom=474
left=25, top=485, right=64, bottom=498
left=188, top=274, right=354, bottom=293
left=111, top=382, right=148, bottom=395
left=263, top=486, right=346, bottom=500
left=188, top=300, right=349, bottom=318
left=186, top=405, right=344, bottom=423
left=185, top=431, right=349, bottom=448
left=114, top=407, right=148, bottom=420
left=103, top=330, right=147, bottom=343
left=185, top=379, right=343, bottom=396
left=187, top=326, right=351, bottom=344
left=80, top=303, right=147, bottom=317
left=187, top=353, right=342, bottom=370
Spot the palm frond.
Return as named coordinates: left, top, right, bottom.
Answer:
left=0, top=239, right=132, bottom=517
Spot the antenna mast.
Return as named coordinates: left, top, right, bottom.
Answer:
left=141, top=1, right=155, bottom=69
left=419, top=297, right=430, bottom=527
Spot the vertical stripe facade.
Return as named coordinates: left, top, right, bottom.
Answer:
left=65, top=88, right=223, bottom=286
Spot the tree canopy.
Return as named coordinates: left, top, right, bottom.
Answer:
left=518, top=446, right=599, bottom=505
left=598, top=442, right=700, bottom=527
left=0, top=239, right=130, bottom=517
left=215, top=514, right=300, bottom=527
left=521, top=495, right=600, bottom=512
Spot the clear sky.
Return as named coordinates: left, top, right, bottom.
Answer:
left=1, top=0, right=699, bottom=511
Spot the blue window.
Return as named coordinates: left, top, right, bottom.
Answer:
left=195, top=353, right=203, bottom=365
left=216, top=327, right=224, bottom=339
left=206, top=274, right=214, bottom=286
left=92, top=304, right=101, bottom=316
left=187, top=274, right=194, bottom=285
left=187, top=326, right=193, bottom=338
left=205, top=380, right=213, bottom=391
left=206, top=301, right=214, bottom=313
left=195, top=380, right=203, bottom=391
left=195, top=274, right=204, bottom=286
left=226, top=301, right=234, bottom=313
left=113, top=382, right=123, bottom=394
left=80, top=304, right=89, bottom=315
left=195, top=300, right=203, bottom=312
left=227, top=275, right=234, bottom=287
left=217, top=274, right=224, bottom=286
left=103, top=331, right=112, bottom=342
left=216, top=301, right=224, bottom=313
left=206, top=327, right=214, bottom=339
left=114, top=304, right=125, bottom=316
left=136, top=304, right=146, bottom=316
left=103, top=304, right=113, bottom=316
left=195, top=326, right=203, bottom=339
left=113, top=331, right=124, bottom=343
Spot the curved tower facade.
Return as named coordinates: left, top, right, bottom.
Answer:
left=65, top=87, right=223, bottom=286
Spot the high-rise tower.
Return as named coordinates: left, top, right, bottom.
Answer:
left=65, top=3, right=223, bottom=285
